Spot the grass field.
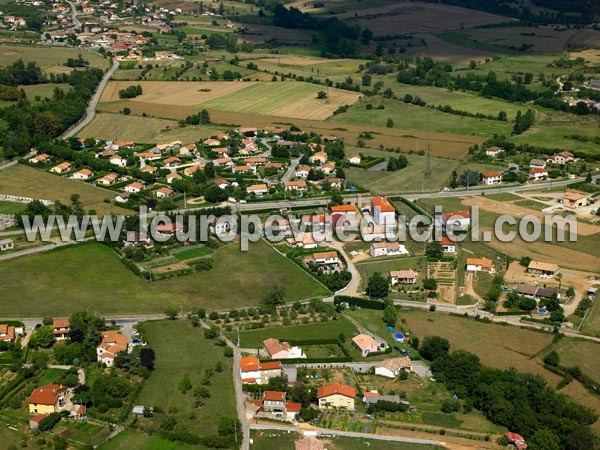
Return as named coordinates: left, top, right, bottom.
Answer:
left=0, top=200, right=25, bottom=214
left=330, top=98, right=513, bottom=137
left=0, top=45, right=109, bottom=72
left=581, top=296, right=600, bottom=337
left=136, top=320, right=236, bottom=438
left=100, top=80, right=360, bottom=120
left=0, top=165, right=129, bottom=216
left=0, top=239, right=328, bottom=316
left=233, top=316, right=357, bottom=348
left=545, top=337, right=600, bottom=383
left=78, top=113, right=224, bottom=143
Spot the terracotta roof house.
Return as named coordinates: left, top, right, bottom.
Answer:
left=263, top=338, right=306, bottom=359
left=466, top=258, right=494, bottom=273
left=317, top=383, right=356, bottom=410
left=239, top=356, right=282, bottom=385
left=0, top=324, right=16, bottom=342
left=389, top=269, right=417, bottom=285
left=166, top=173, right=182, bottom=184
left=96, top=173, right=118, bottom=185
left=155, top=187, right=174, bottom=198
left=163, top=156, right=181, bottom=167
left=283, top=180, right=308, bottom=191
left=351, top=334, right=380, bottom=357
left=72, top=168, right=93, bottom=180
left=28, top=384, right=67, bottom=415
left=375, top=357, right=412, bottom=378
left=50, top=162, right=73, bottom=174
left=527, top=261, right=559, bottom=277
left=96, top=331, right=128, bottom=367
left=52, top=318, right=70, bottom=340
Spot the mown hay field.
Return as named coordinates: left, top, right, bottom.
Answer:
left=101, top=80, right=361, bottom=120
left=0, top=45, right=109, bottom=71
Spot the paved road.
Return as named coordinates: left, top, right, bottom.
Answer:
left=281, top=157, right=300, bottom=183
left=61, top=59, right=119, bottom=139
left=66, top=1, right=81, bottom=28
left=250, top=423, right=441, bottom=446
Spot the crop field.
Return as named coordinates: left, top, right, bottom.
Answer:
left=234, top=316, right=357, bottom=348
left=78, top=112, right=224, bottom=143
left=247, top=56, right=367, bottom=80
left=329, top=98, right=512, bottom=137
left=0, top=165, right=128, bottom=216
left=411, top=34, right=501, bottom=66
left=346, top=155, right=458, bottom=194
left=136, top=320, right=236, bottom=439
left=101, top=81, right=361, bottom=120
left=0, top=239, right=328, bottom=316
left=0, top=45, right=109, bottom=71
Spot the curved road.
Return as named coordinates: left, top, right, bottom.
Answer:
left=61, top=59, right=119, bottom=139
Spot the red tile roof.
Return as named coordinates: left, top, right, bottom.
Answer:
left=317, top=383, right=356, bottom=399
left=263, top=391, right=286, bottom=401
left=29, top=384, right=65, bottom=405
left=371, top=196, right=395, bottom=212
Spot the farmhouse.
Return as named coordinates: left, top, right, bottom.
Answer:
left=0, top=324, right=15, bottom=342
left=125, top=182, right=144, bottom=193
left=96, top=330, right=128, bottom=366
left=0, top=239, right=14, bottom=252
left=485, top=146, right=504, bottom=157
left=529, top=159, right=546, bottom=169
left=50, top=162, right=72, bottom=174
left=370, top=242, right=408, bottom=257
left=52, top=318, right=70, bottom=340
left=389, top=270, right=417, bottom=285
left=317, top=383, right=356, bottom=410
left=29, top=384, right=67, bottom=415
left=115, top=192, right=132, bottom=203
left=441, top=236, right=457, bottom=254
left=29, top=153, right=50, bottom=164
left=155, top=187, right=174, bottom=198
left=72, top=168, right=93, bottom=180
left=351, top=334, right=380, bottom=357
left=370, top=196, right=395, bottom=226
left=527, top=261, right=559, bottom=277
left=97, top=173, right=118, bottom=185
left=239, top=356, right=282, bottom=385
left=166, top=173, right=182, bottom=184
left=348, top=154, right=361, bottom=164
left=516, top=284, right=561, bottom=301
left=263, top=338, right=306, bottom=359
left=466, top=258, right=494, bottom=273
left=482, top=171, right=502, bottom=185
left=375, top=357, right=412, bottom=378
left=246, top=184, right=269, bottom=196
left=547, top=151, right=575, bottom=166
left=563, top=192, right=587, bottom=209
left=529, top=167, right=548, bottom=181
left=442, top=211, right=471, bottom=231
left=284, top=180, right=308, bottom=192
left=304, top=251, right=341, bottom=272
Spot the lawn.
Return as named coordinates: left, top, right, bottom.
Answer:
left=78, top=112, right=224, bottom=144
left=0, top=239, right=328, bottom=316
left=330, top=97, right=513, bottom=137
left=0, top=45, right=109, bottom=71
left=135, top=320, right=236, bottom=439
left=99, top=430, right=197, bottom=450
left=233, top=315, right=357, bottom=348
left=355, top=256, right=428, bottom=290
left=0, top=200, right=25, bottom=214
left=0, top=164, right=128, bottom=216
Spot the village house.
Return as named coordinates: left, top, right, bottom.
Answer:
left=331, top=204, right=358, bottom=228
left=285, top=233, right=317, bottom=248
left=263, top=338, right=306, bottom=359
left=485, top=146, right=504, bottom=157
left=529, top=167, right=548, bottom=181
left=203, top=138, right=221, bottom=147
left=72, top=168, right=93, bottom=180
left=370, top=242, right=408, bottom=257
left=140, top=165, right=157, bottom=174
left=294, top=165, right=311, bottom=179
left=244, top=157, right=267, bottom=166
left=304, top=251, right=341, bottom=272
left=137, top=152, right=161, bottom=163
left=466, top=258, right=494, bottom=273
left=265, top=162, right=284, bottom=172
left=209, top=216, right=235, bottom=237
left=96, top=330, right=128, bottom=366
left=321, top=161, right=336, bottom=175
left=262, top=391, right=286, bottom=414
left=110, top=156, right=127, bottom=167
left=232, top=165, right=252, bottom=174
left=29, top=153, right=50, bottom=164
left=162, top=156, right=181, bottom=167
left=97, top=173, right=118, bottom=186
left=52, top=318, right=70, bottom=340
left=442, top=210, right=471, bottom=231
left=123, top=232, right=151, bottom=248
left=156, top=141, right=182, bottom=153
left=482, top=171, right=502, bottom=185
left=348, top=154, right=361, bottom=164
left=180, top=143, right=197, bottom=156
left=375, top=357, right=413, bottom=378
left=317, top=383, right=356, bottom=410
left=124, top=182, right=144, bottom=193
left=183, top=164, right=204, bottom=177
left=371, top=196, right=396, bottom=227
left=0, top=324, right=16, bottom=342
left=50, top=162, right=73, bottom=174
left=28, top=384, right=67, bottom=415
left=547, top=151, right=575, bottom=166
left=527, top=261, right=559, bottom=277
left=214, top=157, right=233, bottom=167
left=211, top=147, right=229, bottom=157
left=316, top=177, right=344, bottom=190
left=155, top=222, right=183, bottom=237
left=214, top=178, right=230, bottom=189
left=247, top=184, right=269, bottom=196
left=562, top=191, right=587, bottom=209
left=284, top=180, right=308, bottom=192
left=529, top=159, right=547, bottom=169
left=351, top=334, right=380, bottom=357
left=239, top=356, right=282, bottom=384
left=516, top=284, right=561, bottom=301
left=114, top=140, right=135, bottom=150
left=166, top=173, right=182, bottom=184
left=309, top=151, right=328, bottom=165
left=441, top=236, right=457, bottom=254
left=0, top=239, right=14, bottom=252
left=155, top=187, right=174, bottom=198
left=115, top=192, right=132, bottom=203
left=389, top=270, right=417, bottom=285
